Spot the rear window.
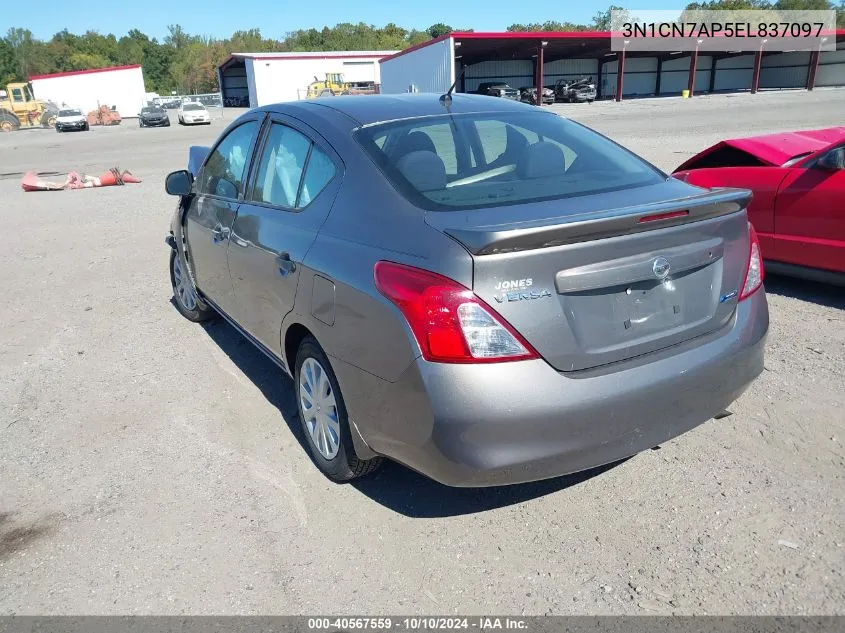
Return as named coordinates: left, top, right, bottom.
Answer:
left=355, top=111, right=665, bottom=211
left=183, top=103, right=204, bottom=111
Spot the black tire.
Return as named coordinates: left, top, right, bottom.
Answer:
left=165, top=119, right=170, bottom=127
left=169, top=247, right=215, bottom=323
left=294, top=336, right=383, bottom=482
left=0, top=111, right=19, bottom=132
left=56, top=126, right=62, bottom=133
left=139, top=119, right=144, bottom=127
left=84, top=123, right=89, bottom=131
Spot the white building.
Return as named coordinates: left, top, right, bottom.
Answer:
left=30, top=64, right=146, bottom=117
left=217, top=51, right=398, bottom=107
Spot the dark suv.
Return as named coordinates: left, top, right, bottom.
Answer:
left=475, top=82, right=520, bottom=100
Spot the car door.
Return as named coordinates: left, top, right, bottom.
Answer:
left=184, top=116, right=263, bottom=315
left=773, top=142, right=845, bottom=273
left=226, top=115, right=342, bottom=356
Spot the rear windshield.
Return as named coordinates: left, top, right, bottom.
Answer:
left=355, top=111, right=665, bottom=211
left=183, top=103, right=204, bottom=111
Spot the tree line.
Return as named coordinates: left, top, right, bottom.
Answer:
left=1, top=1, right=842, bottom=95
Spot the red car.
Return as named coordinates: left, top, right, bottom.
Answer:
left=673, top=127, right=845, bottom=284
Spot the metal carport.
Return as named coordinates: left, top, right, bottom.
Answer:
left=379, top=30, right=845, bottom=102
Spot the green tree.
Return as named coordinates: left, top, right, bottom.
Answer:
left=592, top=5, right=628, bottom=30
left=426, top=23, right=453, bottom=38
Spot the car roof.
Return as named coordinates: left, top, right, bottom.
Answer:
left=261, top=93, right=538, bottom=127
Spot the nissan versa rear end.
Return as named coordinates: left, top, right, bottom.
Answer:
left=165, top=94, right=769, bottom=487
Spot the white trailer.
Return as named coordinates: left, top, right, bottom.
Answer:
left=30, top=65, right=146, bottom=118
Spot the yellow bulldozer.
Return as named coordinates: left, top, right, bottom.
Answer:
left=0, top=82, right=58, bottom=132
left=305, top=73, right=350, bottom=99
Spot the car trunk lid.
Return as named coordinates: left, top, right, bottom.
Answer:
left=425, top=181, right=752, bottom=372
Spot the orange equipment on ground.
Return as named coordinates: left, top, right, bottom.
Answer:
left=87, top=104, right=121, bottom=126
left=21, top=167, right=141, bottom=192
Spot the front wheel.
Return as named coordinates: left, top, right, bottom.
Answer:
left=169, top=247, right=215, bottom=322
left=295, top=336, right=383, bottom=482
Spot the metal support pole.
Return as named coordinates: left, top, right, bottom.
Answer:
left=616, top=48, right=625, bottom=102
left=655, top=57, right=662, bottom=96
left=807, top=45, right=821, bottom=91
left=597, top=60, right=603, bottom=99
left=535, top=44, right=545, bottom=106
left=687, top=47, right=699, bottom=96
left=751, top=46, right=763, bottom=94
left=709, top=55, right=718, bottom=93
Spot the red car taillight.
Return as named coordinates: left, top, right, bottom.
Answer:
left=373, top=261, right=539, bottom=364
left=739, top=222, right=764, bottom=301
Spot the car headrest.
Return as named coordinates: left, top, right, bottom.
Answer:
left=396, top=150, right=447, bottom=192
left=392, top=131, right=437, bottom=161
left=504, top=124, right=529, bottom=157
left=517, top=142, right=567, bottom=179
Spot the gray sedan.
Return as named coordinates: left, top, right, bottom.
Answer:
left=164, top=93, right=769, bottom=487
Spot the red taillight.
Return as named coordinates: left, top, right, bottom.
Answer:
left=638, top=210, right=690, bottom=223
left=373, top=261, right=539, bottom=364
left=739, top=222, right=765, bottom=300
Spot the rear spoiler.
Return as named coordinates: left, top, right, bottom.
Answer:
left=440, top=188, right=752, bottom=256
left=188, top=145, right=210, bottom=177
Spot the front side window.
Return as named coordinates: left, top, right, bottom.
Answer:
left=198, top=120, right=258, bottom=199
left=356, top=111, right=665, bottom=211
left=250, top=122, right=337, bottom=209
left=12, top=89, right=23, bottom=103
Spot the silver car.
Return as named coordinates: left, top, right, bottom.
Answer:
left=164, top=94, right=769, bottom=487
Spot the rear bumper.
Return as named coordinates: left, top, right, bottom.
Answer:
left=143, top=118, right=169, bottom=126
left=350, top=289, right=768, bottom=487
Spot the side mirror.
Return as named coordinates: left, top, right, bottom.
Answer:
left=165, top=170, right=193, bottom=196
left=816, top=148, right=845, bottom=171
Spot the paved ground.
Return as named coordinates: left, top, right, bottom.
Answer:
left=1, top=90, right=843, bottom=616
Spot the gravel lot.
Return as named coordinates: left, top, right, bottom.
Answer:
left=1, top=90, right=843, bottom=616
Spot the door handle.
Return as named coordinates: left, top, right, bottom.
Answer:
left=230, top=231, right=249, bottom=248
left=276, top=252, right=297, bottom=276
left=211, top=225, right=230, bottom=243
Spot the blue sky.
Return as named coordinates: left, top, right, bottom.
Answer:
left=25, top=0, right=684, bottom=41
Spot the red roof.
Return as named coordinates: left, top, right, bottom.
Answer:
left=29, top=64, right=142, bottom=81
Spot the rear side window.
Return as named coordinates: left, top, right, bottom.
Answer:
left=356, top=111, right=664, bottom=211
left=249, top=122, right=337, bottom=209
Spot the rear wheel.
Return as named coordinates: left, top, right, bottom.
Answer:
left=295, top=336, right=383, bottom=482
